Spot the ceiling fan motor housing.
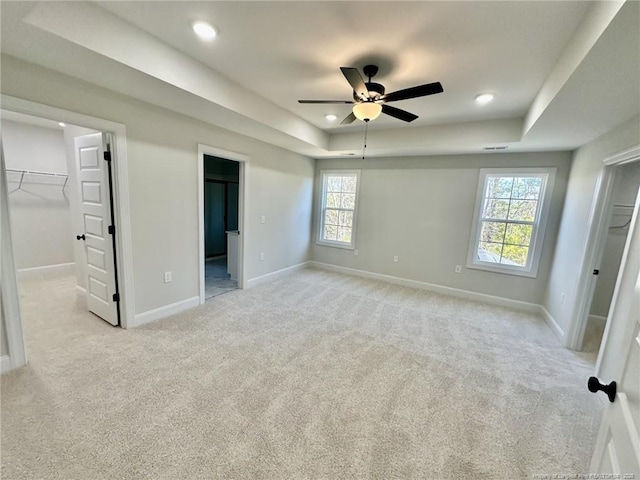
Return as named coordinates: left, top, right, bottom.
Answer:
left=353, top=82, right=385, bottom=101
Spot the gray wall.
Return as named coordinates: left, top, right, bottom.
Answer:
left=1, top=55, right=314, bottom=315
left=589, top=160, right=640, bottom=317
left=312, top=152, right=572, bottom=304
left=544, top=115, right=640, bottom=333
left=2, top=119, right=74, bottom=270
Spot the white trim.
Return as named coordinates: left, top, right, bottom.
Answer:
left=198, top=144, right=248, bottom=305
left=316, top=170, right=361, bottom=250
left=309, top=261, right=541, bottom=314
left=565, top=143, right=640, bottom=351
left=1, top=95, right=136, bottom=329
left=1, top=355, right=12, bottom=374
left=246, top=261, right=310, bottom=288
left=17, top=262, right=75, bottom=274
left=588, top=314, right=607, bottom=325
left=133, top=296, right=200, bottom=328
left=602, top=144, right=640, bottom=166
left=538, top=306, right=565, bottom=344
left=76, top=285, right=86, bottom=297
left=466, top=167, right=556, bottom=278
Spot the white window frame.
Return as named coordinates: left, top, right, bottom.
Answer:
left=317, top=169, right=361, bottom=250
left=466, top=167, right=556, bottom=278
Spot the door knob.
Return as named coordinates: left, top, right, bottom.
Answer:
left=588, top=376, right=616, bottom=403
left=76, top=234, right=86, bottom=241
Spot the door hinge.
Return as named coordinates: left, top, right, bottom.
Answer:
left=112, top=293, right=120, bottom=302
left=593, top=269, right=600, bottom=275
left=104, top=151, right=112, bottom=162
left=108, top=225, right=115, bottom=235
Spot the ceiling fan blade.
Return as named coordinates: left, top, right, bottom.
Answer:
left=340, top=112, right=357, bottom=124
left=340, top=67, right=368, bottom=100
left=380, top=82, right=443, bottom=103
left=382, top=104, right=418, bottom=122
left=298, top=100, right=354, bottom=104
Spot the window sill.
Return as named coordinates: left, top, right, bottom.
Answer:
left=466, top=262, right=538, bottom=278
left=316, top=240, right=355, bottom=251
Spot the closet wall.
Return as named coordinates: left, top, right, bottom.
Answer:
left=2, top=119, right=74, bottom=269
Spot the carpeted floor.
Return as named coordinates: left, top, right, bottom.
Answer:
left=1, top=267, right=605, bottom=479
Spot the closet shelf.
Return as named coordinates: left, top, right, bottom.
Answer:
left=6, top=168, right=68, bottom=192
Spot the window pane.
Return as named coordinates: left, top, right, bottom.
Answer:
left=505, top=224, right=532, bottom=246
left=512, top=177, right=542, bottom=199
left=477, top=242, right=502, bottom=263
left=508, top=200, right=538, bottom=222
left=483, top=199, right=509, bottom=219
left=486, top=176, right=513, bottom=199
left=326, top=193, right=340, bottom=208
left=340, top=193, right=355, bottom=209
left=501, top=245, right=529, bottom=266
left=327, top=176, right=342, bottom=192
left=325, top=209, right=339, bottom=226
left=338, top=210, right=353, bottom=227
left=337, top=227, right=352, bottom=243
left=324, top=225, right=338, bottom=241
left=342, top=176, right=357, bottom=193
left=480, top=221, right=506, bottom=243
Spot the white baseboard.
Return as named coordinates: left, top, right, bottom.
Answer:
left=588, top=314, right=607, bottom=325
left=247, top=261, right=310, bottom=288
left=1, top=355, right=13, bottom=374
left=309, top=261, right=541, bottom=314
left=133, top=296, right=200, bottom=328
left=538, top=306, right=565, bottom=344
left=76, top=285, right=86, bottom=297
left=17, top=262, right=75, bottom=276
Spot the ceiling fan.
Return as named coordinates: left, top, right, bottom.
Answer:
left=298, top=65, right=443, bottom=124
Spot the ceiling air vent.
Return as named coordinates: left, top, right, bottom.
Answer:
left=483, top=146, right=508, bottom=150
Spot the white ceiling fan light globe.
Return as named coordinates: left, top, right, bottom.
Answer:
left=353, top=102, right=382, bottom=122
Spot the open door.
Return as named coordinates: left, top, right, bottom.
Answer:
left=589, top=187, right=640, bottom=475
left=74, top=133, right=119, bottom=326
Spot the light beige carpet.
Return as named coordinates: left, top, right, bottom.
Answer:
left=1, top=267, right=605, bottom=479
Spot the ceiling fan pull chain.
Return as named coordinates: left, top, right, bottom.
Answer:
left=362, top=120, right=369, bottom=160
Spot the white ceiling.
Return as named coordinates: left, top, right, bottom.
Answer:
left=1, top=1, right=638, bottom=158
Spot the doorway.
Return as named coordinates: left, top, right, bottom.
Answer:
left=204, top=155, right=240, bottom=299
left=568, top=145, right=640, bottom=353
left=2, top=110, right=121, bottom=325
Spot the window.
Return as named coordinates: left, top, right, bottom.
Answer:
left=467, top=168, right=556, bottom=277
left=318, top=170, right=360, bottom=249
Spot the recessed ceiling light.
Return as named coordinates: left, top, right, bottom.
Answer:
left=325, top=114, right=337, bottom=122
left=475, top=93, right=495, bottom=105
left=58, top=122, right=66, bottom=127
left=192, top=21, right=217, bottom=41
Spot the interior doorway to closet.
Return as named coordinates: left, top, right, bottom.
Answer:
left=203, top=154, right=240, bottom=299
left=1, top=109, right=121, bottom=327
left=581, top=159, right=640, bottom=353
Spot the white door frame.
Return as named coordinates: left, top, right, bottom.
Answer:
left=197, top=144, right=248, bottom=304
left=1, top=95, right=136, bottom=333
left=565, top=144, right=640, bottom=351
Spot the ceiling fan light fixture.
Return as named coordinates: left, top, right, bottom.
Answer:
left=192, top=21, right=217, bottom=41
left=353, top=102, right=382, bottom=122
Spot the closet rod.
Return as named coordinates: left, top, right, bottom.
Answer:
left=6, top=168, right=68, bottom=192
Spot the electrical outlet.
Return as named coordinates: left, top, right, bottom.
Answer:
left=455, top=265, right=462, bottom=274
left=260, top=215, right=266, bottom=224
left=354, top=249, right=359, bottom=256
left=164, top=271, right=172, bottom=283
left=260, top=252, right=265, bottom=261
left=393, top=256, right=398, bottom=263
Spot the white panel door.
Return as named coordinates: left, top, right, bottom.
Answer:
left=74, top=133, right=118, bottom=326
left=589, top=188, right=640, bottom=476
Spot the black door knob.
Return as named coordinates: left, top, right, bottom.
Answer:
left=76, top=234, right=86, bottom=241
left=588, top=376, right=616, bottom=403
